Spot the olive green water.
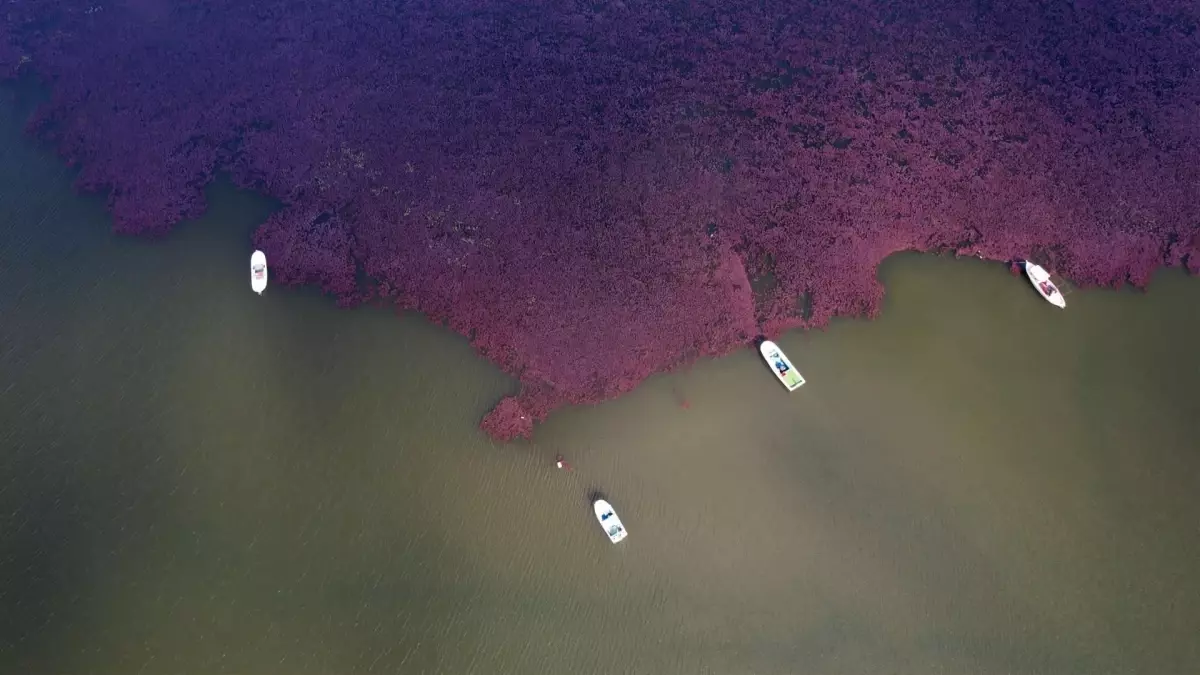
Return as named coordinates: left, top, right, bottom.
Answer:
left=3, top=86, right=1199, bottom=675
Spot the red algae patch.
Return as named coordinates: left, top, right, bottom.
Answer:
left=3, top=1, right=1198, bottom=439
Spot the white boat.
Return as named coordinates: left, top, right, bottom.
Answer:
left=250, top=250, right=268, bottom=295
left=760, top=340, right=805, bottom=391
left=1023, top=261, right=1065, bottom=308
left=593, top=499, right=628, bottom=544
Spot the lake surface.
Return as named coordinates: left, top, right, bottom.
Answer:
left=2, top=84, right=1199, bottom=675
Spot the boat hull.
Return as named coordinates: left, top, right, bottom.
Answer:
left=251, top=250, right=269, bottom=295
left=1023, top=262, right=1066, bottom=308
left=759, top=340, right=805, bottom=391
left=593, top=499, right=628, bottom=544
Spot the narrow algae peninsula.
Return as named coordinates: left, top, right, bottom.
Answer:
left=3, top=0, right=1198, bottom=439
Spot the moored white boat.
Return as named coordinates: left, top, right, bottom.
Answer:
left=251, top=250, right=268, bottom=295
left=593, top=499, right=628, bottom=544
left=759, top=340, right=805, bottom=391
left=1023, top=261, right=1065, bottom=308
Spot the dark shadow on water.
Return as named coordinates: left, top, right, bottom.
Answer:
left=0, top=442, right=92, bottom=671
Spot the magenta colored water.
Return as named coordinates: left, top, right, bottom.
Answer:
left=3, top=85, right=1200, bottom=674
